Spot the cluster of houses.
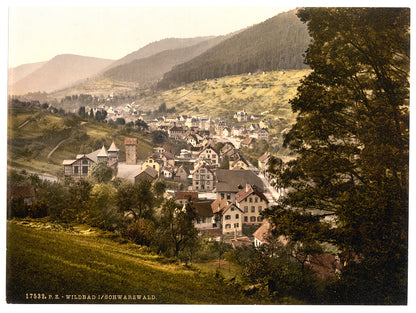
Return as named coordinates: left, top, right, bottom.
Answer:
left=147, top=113, right=270, bottom=143
left=61, top=134, right=274, bottom=244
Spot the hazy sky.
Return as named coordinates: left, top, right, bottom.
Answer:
left=8, top=4, right=294, bottom=68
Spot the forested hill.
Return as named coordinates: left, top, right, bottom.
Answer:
left=101, top=36, right=227, bottom=86
left=157, top=9, right=311, bottom=89
left=106, top=36, right=216, bottom=69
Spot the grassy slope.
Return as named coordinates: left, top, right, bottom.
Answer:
left=6, top=220, right=256, bottom=304
left=139, top=70, right=310, bottom=120
left=8, top=107, right=153, bottom=176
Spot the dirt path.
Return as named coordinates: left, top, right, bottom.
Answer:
left=17, top=118, right=32, bottom=129
left=47, top=137, right=72, bottom=160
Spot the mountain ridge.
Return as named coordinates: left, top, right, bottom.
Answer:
left=157, top=9, right=311, bottom=89
left=100, top=35, right=229, bottom=87
left=9, top=54, right=115, bottom=95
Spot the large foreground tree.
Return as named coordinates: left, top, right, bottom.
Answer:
left=266, top=8, right=409, bottom=304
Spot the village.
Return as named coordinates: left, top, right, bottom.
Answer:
left=62, top=108, right=286, bottom=248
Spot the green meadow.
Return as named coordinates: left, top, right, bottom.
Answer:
left=6, top=220, right=259, bottom=304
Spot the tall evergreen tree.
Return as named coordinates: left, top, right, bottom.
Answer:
left=265, top=8, right=409, bottom=304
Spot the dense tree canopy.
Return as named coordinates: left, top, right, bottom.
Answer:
left=266, top=8, right=409, bottom=304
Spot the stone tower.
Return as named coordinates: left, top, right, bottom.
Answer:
left=124, top=138, right=138, bottom=165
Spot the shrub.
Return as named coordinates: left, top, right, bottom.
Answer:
left=124, top=218, right=154, bottom=246
left=28, top=200, right=48, bottom=218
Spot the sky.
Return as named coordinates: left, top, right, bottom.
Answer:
left=8, top=2, right=294, bottom=68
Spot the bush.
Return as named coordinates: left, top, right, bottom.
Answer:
left=8, top=198, right=28, bottom=219
left=124, top=218, right=154, bottom=246
left=28, top=200, right=48, bottom=218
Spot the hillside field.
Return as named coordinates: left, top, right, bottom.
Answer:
left=7, top=107, right=153, bottom=177
left=6, top=220, right=258, bottom=304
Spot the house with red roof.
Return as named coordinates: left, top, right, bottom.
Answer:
left=211, top=197, right=244, bottom=237
left=236, top=184, right=269, bottom=225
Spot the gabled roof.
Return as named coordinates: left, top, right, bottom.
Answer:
left=200, top=144, right=219, bottom=156
left=258, top=152, right=270, bottom=162
left=216, top=169, right=264, bottom=193
left=211, top=197, right=243, bottom=215
left=63, top=159, right=76, bottom=165
left=241, top=137, right=256, bottom=145
left=235, top=184, right=269, bottom=203
left=211, top=197, right=229, bottom=214
left=75, top=153, right=97, bottom=163
left=175, top=191, right=199, bottom=201
left=191, top=162, right=215, bottom=175
left=85, top=150, right=101, bottom=162
left=253, top=220, right=271, bottom=244
left=176, top=165, right=190, bottom=175
left=136, top=166, right=158, bottom=179
left=169, top=125, right=185, bottom=132
left=187, top=200, right=214, bottom=217
left=230, top=237, right=252, bottom=248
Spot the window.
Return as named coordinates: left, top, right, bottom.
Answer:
left=221, top=193, right=225, bottom=198
left=250, top=216, right=256, bottom=222
left=207, top=175, right=210, bottom=179
left=201, top=175, right=205, bottom=180
left=225, top=224, right=231, bottom=229
left=249, top=197, right=253, bottom=203
left=255, top=197, right=258, bottom=203
left=231, top=207, right=235, bottom=211
left=153, top=165, right=156, bottom=169
left=244, top=206, right=248, bottom=213
left=244, top=216, right=248, bottom=222
left=207, top=181, right=210, bottom=185
left=200, top=169, right=205, bottom=173
left=257, top=216, right=263, bottom=222
left=82, top=166, right=88, bottom=174
left=226, top=194, right=231, bottom=200
left=251, top=206, right=255, bottom=213
left=225, top=215, right=231, bottom=220
left=195, top=174, right=199, bottom=179
left=74, top=166, right=78, bottom=174
left=235, top=214, right=239, bottom=219
left=258, top=206, right=262, bottom=213
left=195, top=181, right=199, bottom=185
left=234, top=223, right=239, bottom=228
left=82, top=159, right=88, bottom=165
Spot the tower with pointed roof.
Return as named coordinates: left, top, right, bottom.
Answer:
left=108, top=141, right=119, bottom=162
left=97, top=145, right=109, bottom=164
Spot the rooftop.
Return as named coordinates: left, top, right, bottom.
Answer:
left=125, top=138, right=138, bottom=145
left=216, top=169, right=264, bottom=193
